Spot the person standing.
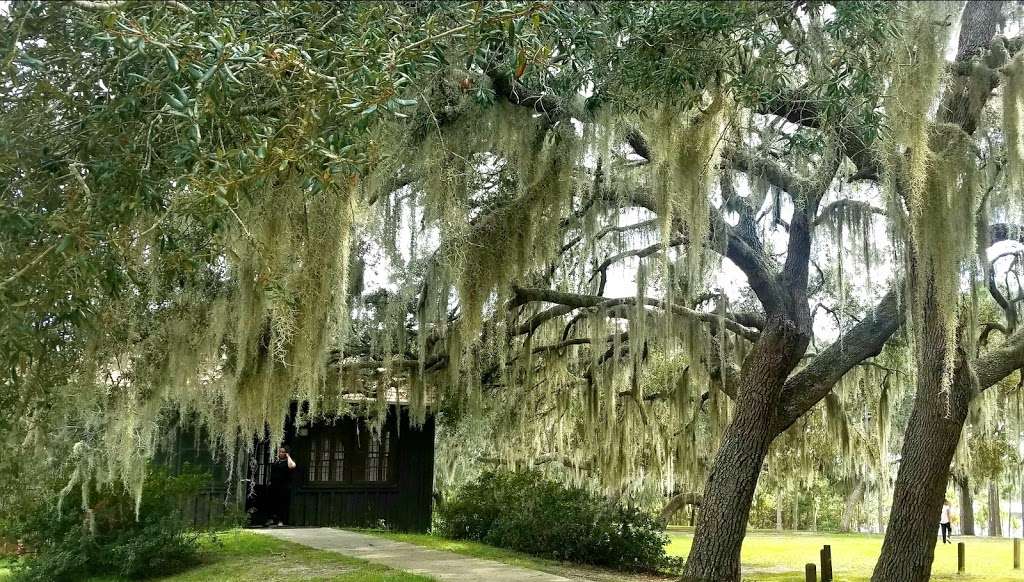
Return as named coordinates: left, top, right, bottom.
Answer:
left=940, top=499, right=953, bottom=544
left=268, top=446, right=296, bottom=527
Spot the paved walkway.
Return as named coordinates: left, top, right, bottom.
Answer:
left=255, top=527, right=576, bottom=581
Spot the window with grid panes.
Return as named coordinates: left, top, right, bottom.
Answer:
left=364, top=432, right=391, bottom=482
left=308, top=434, right=338, bottom=482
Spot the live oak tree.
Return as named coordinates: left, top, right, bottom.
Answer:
left=0, top=0, right=562, bottom=516
left=7, top=3, right=1024, bottom=582
left=870, top=2, right=1024, bottom=579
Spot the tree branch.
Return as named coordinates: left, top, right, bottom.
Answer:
left=812, top=199, right=887, bottom=227
left=773, top=285, right=904, bottom=433
left=511, top=286, right=761, bottom=342
left=71, top=0, right=195, bottom=14
left=590, top=236, right=685, bottom=295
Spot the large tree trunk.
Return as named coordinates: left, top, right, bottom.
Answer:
left=959, top=475, right=976, bottom=535
left=682, top=318, right=805, bottom=582
left=873, top=319, right=1024, bottom=579
left=989, top=480, right=1002, bottom=537
left=682, top=415, right=776, bottom=581
left=877, top=489, right=886, bottom=535
left=792, top=492, right=800, bottom=531
left=811, top=498, right=818, bottom=532
left=870, top=369, right=970, bottom=582
left=842, top=482, right=862, bottom=533
left=776, top=497, right=783, bottom=531
left=871, top=237, right=973, bottom=582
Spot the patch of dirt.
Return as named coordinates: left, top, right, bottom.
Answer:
left=230, top=555, right=356, bottom=581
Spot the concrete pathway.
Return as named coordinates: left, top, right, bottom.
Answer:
left=255, top=527, right=577, bottom=581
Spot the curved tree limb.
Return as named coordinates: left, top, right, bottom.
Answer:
left=511, top=286, right=762, bottom=342
left=773, top=286, right=904, bottom=433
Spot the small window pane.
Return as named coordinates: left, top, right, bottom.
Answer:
left=308, top=440, right=318, bottom=481
left=365, top=433, right=390, bottom=482
left=332, top=438, right=345, bottom=481
left=317, top=436, right=331, bottom=482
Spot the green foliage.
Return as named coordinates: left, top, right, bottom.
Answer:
left=0, top=0, right=559, bottom=508
left=4, top=0, right=1023, bottom=542
left=436, top=470, right=679, bottom=573
left=4, top=467, right=207, bottom=582
left=748, top=487, right=846, bottom=532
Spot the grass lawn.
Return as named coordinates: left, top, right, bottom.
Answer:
left=0, top=558, right=13, bottom=581
left=666, top=527, right=1024, bottom=581
left=365, top=527, right=1024, bottom=582
left=3, top=530, right=433, bottom=582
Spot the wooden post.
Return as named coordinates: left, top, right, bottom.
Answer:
left=805, top=563, right=817, bottom=582
left=1015, top=538, right=1021, bottom=569
left=958, top=542, right=966, bottom=574
left=820, top=545, right=833, bottom=582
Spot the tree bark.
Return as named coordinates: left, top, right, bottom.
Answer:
left=843, top=482, right=863, bottom=533
left=876, top=322, right=1024, bottom=579
left=877, top=489, right=886, bottom=535
left=776, top=495, right=784, bottom=531
left=660, top=492, right=701, bottom=523
left=959, top=475, right=976, bottom=535
left=682, top=317, right=807, bottom=582
left=870, top=358, right=971, bottom=582
left=792, top=492, right=800, bottom=531
left=811, top=498, right=818, bottom=532
left=682, top=411, right=777, bottom=581
left=871, top=2, right=1010, bottom=580
left=989, top=480, right=1003, bottom=537
left=871, top=279, right=1024, bottom=578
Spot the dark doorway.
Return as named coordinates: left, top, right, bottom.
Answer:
left=244, top=441, right=283, bottom=526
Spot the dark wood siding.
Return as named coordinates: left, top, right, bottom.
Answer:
left=161, top=427, right=242, bottom=530
left=168, top=405, right=435, bottom=532
left=290, top=408, right=435, bottom=531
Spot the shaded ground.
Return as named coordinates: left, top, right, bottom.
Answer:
left=666, top=527, right=1024, bottom=581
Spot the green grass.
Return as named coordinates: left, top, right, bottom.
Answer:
left=666, top=527, right=1024, bottom=581
left=0, top=558, right=14, bottom=582
left=366, top=527, right=1024, bottom=582
left=13, top=526, right=1024, bottom=582
left=360, top=531, right=557, bottom=570
left=5, top=530, right=432, bottom=582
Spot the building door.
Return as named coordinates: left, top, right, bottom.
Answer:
left=244, top=441, right=279, bottom=525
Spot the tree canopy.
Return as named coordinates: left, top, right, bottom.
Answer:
left=6, top=2, right=1024, bottom=581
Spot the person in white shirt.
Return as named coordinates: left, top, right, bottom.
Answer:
left=940, top=499, right=953, bottom=544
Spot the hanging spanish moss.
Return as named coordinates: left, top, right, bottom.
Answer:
left=62, top=174, right=363, bottom=510
left=645, top=94, right=729, bottom=300
left=883, top=2, right=975, bottom=415
left=1002, top=51, right=1024, bottom=189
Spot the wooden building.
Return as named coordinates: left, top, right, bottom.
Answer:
left=167, top=404, right=436, bottom=532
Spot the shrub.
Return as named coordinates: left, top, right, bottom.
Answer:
left=436, top=470, right=680, bottom=573
left=6, top=467, right=209, bottom=581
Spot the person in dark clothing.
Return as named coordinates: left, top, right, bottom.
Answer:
left=940, top=499, right=953, bottom=544
left=268, top=446, right=296, bottom=527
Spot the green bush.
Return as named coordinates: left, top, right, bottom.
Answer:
left=6, top=467, right=208, bottom=581
left=436, top=470, right=680, bottom=573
